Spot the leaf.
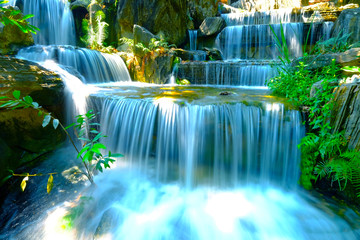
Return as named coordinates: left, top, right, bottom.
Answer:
left=93, top=143, right=106, bottom=150
left=32, top=102, right=39, bottom=109
left=0, top=175, right=13, bottom=185
left=42, top=114, right=51, bottom=127
left=77, top=146, right=90, bottom=159
left=92, top=132, right=103, bottom=142
left=52, top=119, right=59, bottom=130
left=47, top=174, right=54, bottom=194
left=23, top=95, right=33, bottom=105
left=12, top=90, right=20, bottom=99
left=64, top=123, right=76, bottom=130
left=20, top=176, right=29, bottom=192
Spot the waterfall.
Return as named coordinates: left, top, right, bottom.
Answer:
left=178, top=61, right=278, bottom=86
left=189, top=30, right=198, bottom=51
left=92, top=86, right=303, bottom=189
left=22, top=0, right=76, bottom=45
left=217, top=23, right=303, bottom=60
left=17, top=45, right=131, bottom=83
left=221, top=9, right=302, bottom=26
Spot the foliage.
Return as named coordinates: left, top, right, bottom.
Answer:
left=119, top=37, right=176, bottom=56
left=269, top=22, right=291, bottom=64
left=0, top=0, right=39, bottom=34
left=0, top=90, right=123, bottom=193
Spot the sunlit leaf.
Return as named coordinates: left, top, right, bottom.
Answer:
left=47, top=174, right=54, bottom=194
left=20, top=176, right=29, bottom=192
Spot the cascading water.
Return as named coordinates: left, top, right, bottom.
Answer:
left=22, top=0, right=76, bottom=45
left=17, top=45, right=131, bottom=83
left=178, top=61, right=278, bottom=86
left=189, top=30, right=198, bottom=51
left=216, top=23, right=303, bottom=60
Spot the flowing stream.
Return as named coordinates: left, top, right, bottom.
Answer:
left=1, top=0, right=359, bottom=239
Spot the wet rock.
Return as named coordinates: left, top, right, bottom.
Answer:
left=0, top=6, right=34, bottom=55
left=0, top=56, right=65, bottom=184
left=70, top=0, right=90, bottom=10
left=94, top=207, right=126, bottom=239
left=203, top=47, right=223, bottom=60
left=292, top=48, right=360, bottom=69
left=332, top=7, right=360, bottom=45
left=231, top=0, right=255, bottom=11
left=174, top=49, right=207, bottom=61
left=198, top=17, right=226, bottom=38
left=116, top=0, right=187, bottom=46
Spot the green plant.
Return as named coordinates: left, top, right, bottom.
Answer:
left=0, top=90, right=123, bottom=192
left=0, top=0, right=39, bottom=34
left=315, top=32, right=354, bottom=54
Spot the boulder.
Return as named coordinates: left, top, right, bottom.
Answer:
left=133, top=25, right=158, bottom=47
left=116, top=0, right=187, bottom=46
left=187, top=0, right=219, bottom=28
left=0, top=6, right=34, bottom=55
left=231, top=0, right=255, bottom=11
left=332, top=7, right=360, bottom=45
left=174, top=49, right=207, bottom=61
left=198, top=17, right=226, bottom=38
left=0, top=56, right=65, bottom=184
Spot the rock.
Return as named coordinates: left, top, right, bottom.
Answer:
left=70, top=0, right=91, bottom=10
left=174, top=49, right=207, bottom=61
left=231, top=0, right=255, bottom=11
left=339, top=3, right=360, bottom=10
left=198, top=17, right=226, bottom=38
left=292, top=48, right=360, bottom=69
left=123, top=51, right=175, bottom=84
left=94, top=207, right=126, bottom=239
left=203, top=47, right=223, bottom=60
left=218, top=3, right=242, bottom=14
left=187, top=0, right=219, bottom=28
left=116, top=0, right=188, bottom=46
left=331, top=80, right=360, bottom=150
left=0, top=56, right=65, bottom=184
left=0, top=6, right=34, bottom=55
left=133, top=25, right=158, bottom=47
left=332, top=7, right=360, bottom=45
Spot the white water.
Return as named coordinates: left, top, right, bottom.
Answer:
left=22, top=0, right=76, bottom=45
left=17, top=45, right=131, bottom=83
left=189, top=30, right=198, bottom=51
left=178, top=61, right=278, bottom=86
left=217, top=23, right=303, bottom=60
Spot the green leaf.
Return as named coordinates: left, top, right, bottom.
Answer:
left=23, top=95, right=33, bottom=105
left=64, top=123, right=76, bottom=130
left=52, top=119, right=59, bottom=130
left=93, top=143, right=106, bottom=150
left=47, top=174, right=54, bottom=194
left=20, top=176, right=29, bottom=192
left=12, top=90, right=20, bottom=100
left=0, top=175, right=13, bottom=185
left=92, top=132, right=103, bottom=142
left=77, top=146, right=90, bottom=159
left=83, top=151, right=94, bottom=162
left=42, top=114, right=51, bottom=127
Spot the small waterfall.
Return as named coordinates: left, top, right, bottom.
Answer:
left=92, top=87, right=303, bottom=189
left=221, top=9, right=302, bottom=26
left=189, top=30, right=198, bottom=51
left=178, top=61, right=278, bottom=86
left=17, top=45, right=131, bottom=83
left=217, top=23, right=303, bottom=60
left=321, top=21, right=334, bottom=41
left=22, top=0, right=76, bottom=45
